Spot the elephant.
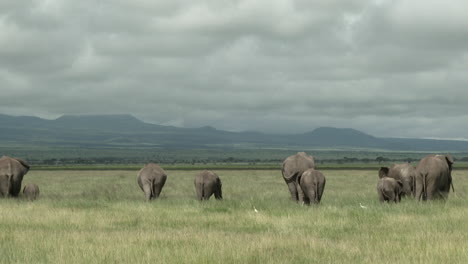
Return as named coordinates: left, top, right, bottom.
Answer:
left=297, top=169, right=326, bottom=205
left=379, top=163, right=416, bottom=197
left=194, top=170, right=222, bottom=201
left=137, top=163, right=167, bottom=201
left=415, top=154, right=454, bottom=201
left=0, top=156, right=30, bottom=198
left=23, top=183, right=40, bottom=200
left=281, top=152, right=315, bottom=201
left=377, top=176, right=403, bottom=203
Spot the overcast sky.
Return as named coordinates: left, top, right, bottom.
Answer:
left=1, top=0, right=468, bottom=139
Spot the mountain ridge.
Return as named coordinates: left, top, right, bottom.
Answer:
left=1, top=114, right=467, bottom=151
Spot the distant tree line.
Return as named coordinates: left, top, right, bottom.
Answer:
left=28, top=155, right=468, bottom=166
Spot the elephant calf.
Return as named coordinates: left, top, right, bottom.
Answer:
left=137, top=163, right=167, bottom=201
left=194, top=170, right=222, bottom=201
left=377, top=177, right=403, bottom=203
left=23, top=183, right=40, bottom=200
left=297, top=169, right=326, bottom=205
left=379, top=164, right=416, bottom=198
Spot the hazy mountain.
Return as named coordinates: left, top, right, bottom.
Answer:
left=1, top=114, right=467, bottom=151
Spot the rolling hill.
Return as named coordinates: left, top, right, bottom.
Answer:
left=1, top=114, right=468, bottom=151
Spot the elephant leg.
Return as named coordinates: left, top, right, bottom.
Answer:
left=386, top=191, right=395, bottom=203
left=286, top=181, right=299, bottom=201
left=214, top=185, right=222, bottom=200
left=378, top=190, right=385, bottom=202
left=153, top=183, right=165, bottom=199
left=306, top=189, right=316, bottom=205
left=317, top=183, right=325, bottom=203
left=142, top=184, right=152, bottom=201
left=203, top=184, right=215, bottom=200
left=296, top=182, right=307, bottom=203
left=153, top=177, right=167, bottom=199
left=195, top=183, right=203, bottom=200
left=425, top=190, right=437, bottom=200
left=395, top=191, right=400, bottom=203
left=415, top=177, right=424, bottom=201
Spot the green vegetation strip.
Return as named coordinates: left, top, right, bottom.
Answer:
left=30, top=163, right=468, bottom=171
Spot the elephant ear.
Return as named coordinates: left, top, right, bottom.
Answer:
left=14, top=158, right=30, bottom=170
left=445, top=155, right=454, bottom=164
left=378, top=167, right=389, bottom=179
left=397, top=180, right=403, bottom=187
left=445, top=155, right=454, bottom=171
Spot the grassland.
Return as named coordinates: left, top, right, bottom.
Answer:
left=1, top=169, right=467, bottom=263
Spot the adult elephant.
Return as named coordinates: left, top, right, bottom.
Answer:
left=137, top=163, right=167, bottom=201
left=0, top=156, right=30, bottom=198
left=281, top=152, right=315, bottom=201
left=194, top=170, right=222, bottom=201
left=415, top=154, right=454, bottom=201
left=379, top=163, right=416, bottom=197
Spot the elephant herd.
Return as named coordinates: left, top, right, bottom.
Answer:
left=377, top=154, right=455, bottom=202
left=0, top=153, right=456, bottom=204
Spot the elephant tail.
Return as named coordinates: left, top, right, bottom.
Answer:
left=314, top=177, right=319, bottom=203
left=150, top=179, right=155, bottom=197
left=420, top=173, right=428, bottom=201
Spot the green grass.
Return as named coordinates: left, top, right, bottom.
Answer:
left=1, top=169, right=467, bottom=263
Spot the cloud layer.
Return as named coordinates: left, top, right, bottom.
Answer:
left=1, top=0, right=468, bottom=138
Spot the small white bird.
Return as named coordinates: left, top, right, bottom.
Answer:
left=253, top=206, right=259, bottom=213
left=359, top=203, right=368, bottom=209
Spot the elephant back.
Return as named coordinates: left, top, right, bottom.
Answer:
left=138, top=163, right=166, bottom=180
left=416, top=155, right=450, bottom=175
left=195, top=170, right=219, bottom=183
left=282, top=152, right=315, bottom=181
left=389, top=163, right=415, bottom=180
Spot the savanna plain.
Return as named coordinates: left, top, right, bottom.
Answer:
left=1, top=169, right=467, bottom=264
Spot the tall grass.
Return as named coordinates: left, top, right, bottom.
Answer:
left=0, top=170, right=467, bottom=263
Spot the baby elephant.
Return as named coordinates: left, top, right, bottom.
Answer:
left=23, top=183, right=40, bottom=200
left=297, top=169, right=326, bottom=205
left=377, top=177, right=403, bottom=203
left=194, top=170, right=222, bottom=201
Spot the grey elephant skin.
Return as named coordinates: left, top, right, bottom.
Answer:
left=282, top=152, right=315, bottom=201
left=0, top=156, right=30, bottom=198
left=137, top=163, right=167, bottom=201
left=379, top=163, right=416, bottom=197
left=377, top=172, right=403, bottom=203
left=194, top=170, right=222, bottom=201
left=297, top=169, right=326, bottom=205
left=415, top=154, right=454, bottom=201
left=23, top=183, right=40, bottom=200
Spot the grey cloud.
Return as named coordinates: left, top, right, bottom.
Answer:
left=1, top=0, right=468, bottom=139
